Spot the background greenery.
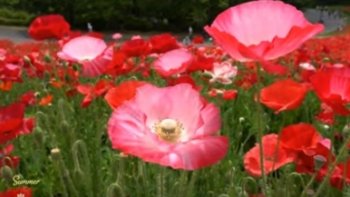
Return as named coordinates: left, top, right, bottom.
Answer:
left=0, top=0, right=349, bottom=32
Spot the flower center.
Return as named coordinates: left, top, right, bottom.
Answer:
left=154, top=118, right=183, bottom=142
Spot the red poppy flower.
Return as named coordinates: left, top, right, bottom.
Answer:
left=295, top=138, right=332, bottom=174
left=0, top=81, right=12, bottom=91
left=0, top=103, right=25, bottom=144
left=259, top=79, right=308, bottom=113
left=19, top=91, right=36, bottom=106
left=0, top=144, right=20, bottom=168
left=76, top=79, right=114, bottom=108
left=0, top=187, right=32, bottom=197
left=28, top=14, right=70, bottom=40
left=0, top=61, right=22, bottom=83
left=280, top=123, right=322, bottom=155
left=188, top=55, right=214, bottom=72
left=310, top=67, right=350, bottom=115
left=244, top=134, right=295, bottom=177
left=0, top=102, right=33, bottom=145
left=38, top=94, right=53, bottom=106
left=205, top=0, right=323, bottom=74
left=222, top=90, right=238, bottom=100
left=120, top=38, right=150, bottom=57
left=149, top=33, right=179, bottom=54
left=105, top=50, right=130, bottom=76
left=316, top=103, right=335, bottom=125
left=192, top=35, right=204, bottom=44
left=316, top=157, right=350, bottom=190
left=104, top=80, right=147, bottom=110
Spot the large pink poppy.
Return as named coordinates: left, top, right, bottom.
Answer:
left=57, top=36, right=112, bottom=77
left=204, top=0, right=323, bottom=73
left=108, top=84, right=228, bottom=170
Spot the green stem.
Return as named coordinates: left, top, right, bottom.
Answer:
left=313, top=133, right=350, bottom=197
left=254, top=63, right=268, bottom=195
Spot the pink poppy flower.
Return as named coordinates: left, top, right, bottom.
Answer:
left=153, top=48, right=193, bottom=77
left=259, top=79, right=308, bottom=113
left=204, top=0, right=324, bottom=74
left=108, top=84, right=228, bottom=170
left=112, top=33, right=122, bottom=40
left=57, top=36, right=112, bottom=77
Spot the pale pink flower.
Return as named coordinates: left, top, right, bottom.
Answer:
left=206, top=60, right=237, bottom=84
left=57, top=35, right=112, bottom=77
left=131, top=35, right=142, bottom=40
left=108, top=84, right=228, bottom=170
left=299, top=62, right=316, bottom=71
left=153, top=48, right=193, bottom=77
left=112, top=33, right=122, bottom=40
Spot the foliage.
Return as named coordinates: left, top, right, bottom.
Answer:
left=1, top=0, right=347, bottom=31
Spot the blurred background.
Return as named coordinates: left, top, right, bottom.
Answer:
left=0, top=0, right=349, bottom=32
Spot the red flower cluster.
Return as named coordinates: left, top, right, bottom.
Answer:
left=28, top=14, right=70, bottom=40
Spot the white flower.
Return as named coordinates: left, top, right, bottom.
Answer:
left=206, top=60, right=237, bottom=84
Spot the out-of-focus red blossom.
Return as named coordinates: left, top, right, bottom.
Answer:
left=0, top=144, right=20, bottom=168
left=280, top=123, right=322, bottom=154
left=187, top=55, right=214, bottom=72
left=244, top=134, right=295, bottom=177
left=104, top=80, right=147, bottom=110
left=208, top=89, right=218, bottom=97
left=0, top=102, right=34, bottom=144
left=0, top=103, right=24, bottom=144
left=105, top=50, right=132, bottom=76
left=39, top=94, right=53, bottom=106
left=287, top=33, right=350, bottom=66
left=192, top=35, right=204, bottom=44
left=235, top=71, right=257, bottom=89
left=223, top=90, right=238, bottom=100
left=0, top=40, right=13, bottom=51
left=28, top=14, right=70, bottom=40
left=149, top=33, right=179, bottom=53
left=20, top=91, right=36, bottom=106
left=259, top=79, right=308, bottom=113
left=316, top=158, right=350, bottom=190
left=0, top=61, right=22, bottom=82
left=0, top=81, right=12, bottom=91
left=310, top=67, right=350, bottom=115
left=49, top=78, right=65, bottom=89
left=120, top=38, right=150, bottom=57
left=0, top=187, right=32, bottom=197
left=167, top=75, right=199, bottom=90
left=76, top=79, right=114, bottom=108
left=295, top=138, right=332, bottom=174
left=316, top=103, right=335, bottom=125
